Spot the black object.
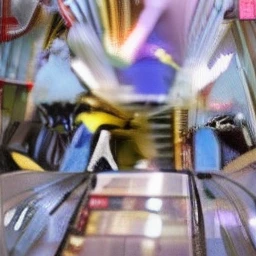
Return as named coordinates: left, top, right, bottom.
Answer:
left=4, top=121, right=73, bottom=171
left=0, top=145, right=19, bottom=173
left=206, top=114, right=254, bottom=166
left=38, top=103, right=78, bottom=132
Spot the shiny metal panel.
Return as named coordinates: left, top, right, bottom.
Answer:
left=93, top=172, right=190, bottom=197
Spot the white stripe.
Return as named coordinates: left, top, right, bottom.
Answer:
left=14, top=207, right=29, bottom=231
left=4, top=208, right=16, bottom=227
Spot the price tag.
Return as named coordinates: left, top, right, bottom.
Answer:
left=239, top=0, right=256, bottom=19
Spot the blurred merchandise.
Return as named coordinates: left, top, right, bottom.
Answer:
left=1, top=1, right=256, bottom=256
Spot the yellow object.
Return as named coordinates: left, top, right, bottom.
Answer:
left=97, top=0, right=111, bottom=40
left=78, top=93, right=131, bottom=120
left=154, top=48, right=180, bottom=70
left=11, top=152, right=44, bottom=172
left=173, top=108, right=189, bottom=171
left=99, top=0, right=143, bottom=53
left=76, top=111, right=127, bottom=132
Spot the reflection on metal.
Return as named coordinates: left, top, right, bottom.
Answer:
left=0, top=172, right=94, bottom=256
left=201, top=173, right=256, bottom=255
left=144, top=214, right=162, bottom=238
left=249, top=217, right=256, bottom=228
left=3, top=208, right=16, bottom=227
left=92, top=172, right=190, bottom=197
left=61, top=172, right=202, bottom=256
left=145, top=198, right=163, bottom=212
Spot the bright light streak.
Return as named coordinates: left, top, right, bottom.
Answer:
left=4, top=208, right=16, bottom=227
left=147, top=173, right=164, bottom=196
left=14, top=207, right=29, bottom=231
left=146, top=198, right=163, bottom=212
left=144, top=214, right=162, bottom=238
left=249, top=217, right=256, bottom=228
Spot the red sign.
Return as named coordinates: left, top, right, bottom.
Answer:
left=239, top=0, right=256, bottom=19
left=88, top=196, right=109, bottom=209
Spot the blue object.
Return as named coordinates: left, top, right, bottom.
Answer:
left=118, top=58, right=176, bottom=95
left=117, top=31, right=177, bottom=97
left=60, top=124, right=93, bottom=172
left=194, top=128, right=221, bottom=172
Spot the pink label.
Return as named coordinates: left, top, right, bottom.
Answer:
left=239, top=0, right=256, bottom=19
left=89, top=196, right=109, bottom=209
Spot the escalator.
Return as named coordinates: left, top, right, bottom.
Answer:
left=0, top=171, right=206, bottom=256
left=197, top=170, right=256, bottom=256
